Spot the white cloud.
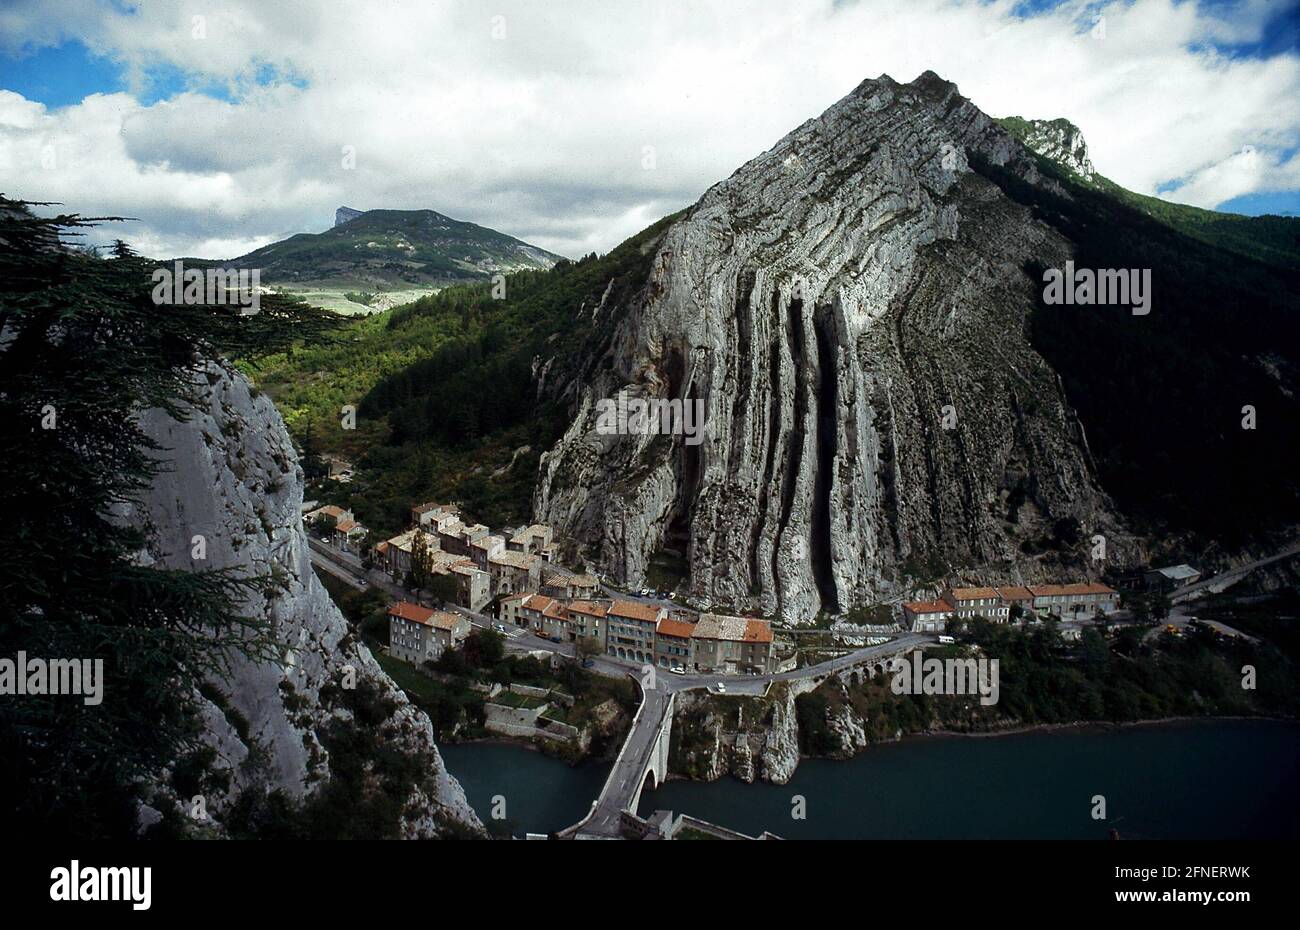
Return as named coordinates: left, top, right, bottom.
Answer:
left=0, top=0, right=1296, bottom=259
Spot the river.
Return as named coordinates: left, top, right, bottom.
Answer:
left=439, top=719, right=1299, bottom=839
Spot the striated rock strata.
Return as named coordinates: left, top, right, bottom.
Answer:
left=536, top=71, right=1131, bottom=621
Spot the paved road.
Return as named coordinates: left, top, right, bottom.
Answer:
left=1171, top=541, right=1300, bottom=602
left=568, top=632, right=933, bottom=837
left=574, top=684, right=673, bottom=837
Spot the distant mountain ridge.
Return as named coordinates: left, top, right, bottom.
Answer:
left=218, top=207, right=563, bottom=291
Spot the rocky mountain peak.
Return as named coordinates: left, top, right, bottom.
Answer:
left=535, top=70, right=1125, bottom=622
left=334, top=205, right=364, bottom=228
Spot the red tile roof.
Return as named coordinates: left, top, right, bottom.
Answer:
left=656, top=617, right=696, bottom=639
left=608, top=600, right=662, bottom=623
left=388, top=601, right=436, bottom=624
left=903, top=599, right=952, bottom=614
left=742, top=619, right=774, bottom=644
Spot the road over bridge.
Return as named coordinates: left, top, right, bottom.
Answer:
left=559, top=632, right=933, bottom=839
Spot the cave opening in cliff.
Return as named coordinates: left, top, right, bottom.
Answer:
left=810, top=303, right=840, bottom=614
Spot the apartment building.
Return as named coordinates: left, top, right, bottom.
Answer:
left=1028, top=583, right=1121, bottom=618
left=567, top=599, right=609, bottom=650
left=654, top=616, right=695, bottom=668
left=387, top=601, right=470, bottom=664
left=944, top=586, right=1010, bottom=622
left=605, top=600, right=665, bottom=664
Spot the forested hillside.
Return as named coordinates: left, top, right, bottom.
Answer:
left=245, top=211, right=681, bottom=536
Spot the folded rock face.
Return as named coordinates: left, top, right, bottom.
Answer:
left=536, top=71, right=1127, bottom=621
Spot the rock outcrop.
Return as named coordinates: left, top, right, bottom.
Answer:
left=119, top=361, right=483, bottom=838
left=669, top=683, right=804, bottom=784
left=536, top=71, right=1130, bottom=621
left=1011, top=118, right=1096, bottom=181
left=334, top=205, right=364, bottom=228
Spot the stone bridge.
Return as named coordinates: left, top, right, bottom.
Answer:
left=557, top=633, right=931, bottom=839
left=559, top=683, right=674, bottom=839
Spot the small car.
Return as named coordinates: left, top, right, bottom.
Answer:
left=670, top=665, right=686, bottom=675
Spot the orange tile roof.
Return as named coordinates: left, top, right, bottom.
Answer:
left=567, top=599, right=609, bottom=618
left=949, top=586, right=999, bottom=600
left=388, top=601, right=436, bottom=624
left=335, top=518, right=359, bottom=532
left=996, top=585, right=1033, bottom=600
left=903, top=599, right=952, bottom=614
left=608, top=600, right=662, bottom=623
left=743, top=619, right=774, bottom=644
left=656, top=617, right=696, bottom=639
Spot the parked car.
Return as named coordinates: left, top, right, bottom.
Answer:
left=549, top=636, right=563, bottom=644
left=670, top=665, right=686, bottom=675
left=714, top=683, right=727, bottom=694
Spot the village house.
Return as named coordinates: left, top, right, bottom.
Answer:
left=387, top=601, right=470, bottom=664
left=902, top=599, right=954, bottom=632
left=410, top=501, right=458, bottom=528
left=1144, top=564, right=1201, bottom=592
left=498, top=593, right=568, bottom=640
left=304, top=503, right=352, bottom=531
left=302, top=502, right=370, bottom=552
left=330, top=517, right=368, bottom=552
left=507, top=523, right=554, bottom=556
left=943, top=586, right=1009, bottom=622
left=690, top=614, right=774, bottom=675
left=537, top=540, right=561, bottom=564
left=487, top=549, right=541, bottom=597
left=469, top=533, right=505, bottom=570
left=373, top=528, right=428, bottom=579
left=605, top=600, right=664, bottom=665
left=654, top=615, right=695, bottom=668
left=540, top=571, right=600, bottom=600
left=436, top=519, right=490, bottom=557
left=449, top=562, right=491, bottom=613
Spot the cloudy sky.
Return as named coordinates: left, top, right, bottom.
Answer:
left=0, top=0, right=1297, bottom=259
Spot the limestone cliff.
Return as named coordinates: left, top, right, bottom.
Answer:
left=669, top=683, right=805, bottom=784
left=119, top=361, right=483, bottom=838
left=1004, top=117, right=1096, bottom=180
left=536, top=71, right=1131, bottom=621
